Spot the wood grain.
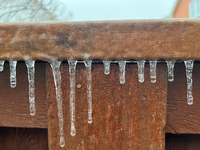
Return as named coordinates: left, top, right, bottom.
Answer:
left=0, top=20, right=200, bottom=60
left=46, top=63, right=167, bottom=149
left=0, top=127, right=48, bottom=150
left=0, top=62, right=47, bottom=128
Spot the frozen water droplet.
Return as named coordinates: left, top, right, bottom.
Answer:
left=103, top=60, right=111, bottom=75
left=137, top=60, right=145, bottom=83
left=118, top=61, right=126, bottom=84
left=84, top=60, right=93, bottom=124
left=49, top=59, right=65, bottom=147
left=68, top=59, right=77, bottom=136
left=149, top=60, right=157, bottom=83
left=166, top=61, right=175, bottom=82
left=25, top=59, right=36, bottom=116
left=0, top=61, right=5, bottom=72
left=184, top=60, right=194, bottom=105
left=9, top=60, right=17, bottom=88
left=60, top=136, right=65, bottom=147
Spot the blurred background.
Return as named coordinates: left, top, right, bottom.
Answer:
left=0, top=0, right=198, bottom=22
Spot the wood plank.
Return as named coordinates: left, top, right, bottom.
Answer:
left=0, top=62, right=200, bottom=134
left=0, top=20, right=200, bottom=61
left=0, top=127, right=48, bottom=150
left=0, top=61, right=47, bottom=128
left=46, top=63, right=167, bottom=149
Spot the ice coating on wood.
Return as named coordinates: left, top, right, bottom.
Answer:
left=184, top=60, right=194, bottom=105
left=84, top=60, right=93, bottom=124
left=0, top=61, right=5, bottom=72
left=149, top=60, right=157, bottom=83
left=103, top=60, right=111, bottom=75
left=166, top=61, right=176, bottom=82
left=9, top=60, right=17, bottom=88
left=137, top=60, right=145, bottom=83
left=68, top=59, right=77, bottom=136
left=118, top=61, right=126, bottom=84
left=49, top=60, right=65, bottom=147
left=25, top=59, right=35, bottom=116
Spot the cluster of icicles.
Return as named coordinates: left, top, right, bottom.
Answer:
left=0, top=59, right=194, bottom=147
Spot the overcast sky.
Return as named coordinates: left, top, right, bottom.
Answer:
left=63, top=0, right=177, bottom=21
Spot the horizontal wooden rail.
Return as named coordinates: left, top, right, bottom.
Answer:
left=0, top=19, right=200, bottom=61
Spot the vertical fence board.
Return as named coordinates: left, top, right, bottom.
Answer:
left=46, top=63, right=167, bottom=150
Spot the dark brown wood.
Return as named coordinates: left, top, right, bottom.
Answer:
left=0, top=20, right=200, bottom=61
left=46, top=63, right=167, bottom=149
left=1, top=62, right=200, bottom=135
left=166, top=62, right=200, bottom=134
left=166, top=133, right=200, bottom=150
left=0, top=62, right=47, bottom=128
left=0, top=127, right=48, bottom=150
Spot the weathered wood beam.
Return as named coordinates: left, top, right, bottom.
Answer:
left=0, top=19, right=200, bottom=61
left=46, top=63, right=167, bottom=149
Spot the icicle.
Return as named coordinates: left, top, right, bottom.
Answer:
left=0, top=61, right=5, bottom=72
left=68, top=59, right=77, bottom=136
left=25, top=59, right=35, bottom=116
left=84, top=60, right=93, bottom=124
left=137, top=60, right=145, bottom=83
left=184, top=60, right=194, bottom=105
left=9, top=60, right=17, bottom=88
left=49, top=60, right=65, bottom=147
left=166, top=61, right=176, bottom=82
left=103, top=60, right=111, bottom=75
left=149, top=60, right=157, bottom=83
left=118, top=61, right=126, bottom=84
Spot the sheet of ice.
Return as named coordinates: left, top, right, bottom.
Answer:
left=0, top=61, right=5, bottom=72
left=68, top=59, right=77, bottom=136
left=103, top=60, right=111, bottom=75
left=84, top=60, right=93, bottom=124
left=118, top=61, right=126, bottom=84
left=166, top=61, right=176, bottom=82
left=49, top=60, right=65, bottom=147
left=149, top=60, right=157, bottom=83
left=184, top=60, right=194, bottom=105
left=25, top=59, right=35, bottom=116
left=137, top=60, right=145, bottom=83
left=9, top=60, right=17, bottom=88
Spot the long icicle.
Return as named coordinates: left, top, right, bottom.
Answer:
left=68, top=59, right=77, bottom=136
left=9, top=60, right=17, bottom=88
left=84, top=60, right=93, bottom=124
left=118, top=61, right=126, bottom=84
left=184, top=60, right=194, bottom=105
left=137, top=60, right=145, bottom=83
left=103, top=60, right=111, bottom=75
left=49, top=60, right=65, bottom=147
left=149, top=60, right=157, bottom=83
left=0, top=61, right=5, bottom=72
left=25, top=59, right=36, bottom=116
left=166, top=61, right=176, bottom=82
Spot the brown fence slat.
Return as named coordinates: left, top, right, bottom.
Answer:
left=46, top=63, right=167, bottom=149
left=0, top=20, right=200, bottom=61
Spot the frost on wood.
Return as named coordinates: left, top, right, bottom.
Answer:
left=9, top=60, right=17, bottom=88
left=118, top=61, right=126, bottom=84
left=184, top=60, right=194, bottom=105
left=84, top=60, right=93, bottom=124
left=68, top=59, right=77, bottom=136
left=137, top=60, right=145, bottom=83
left=149, top=60, right=157, bottom=83
left=103, top=60, right=111, bottom=75
left=25, top=59, right=35, bottom=116
left=49, top=60, right=65, bottom=147
left=0, top=61, right=5, bottom=72
left=166, top=61, right=175, bottom=82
